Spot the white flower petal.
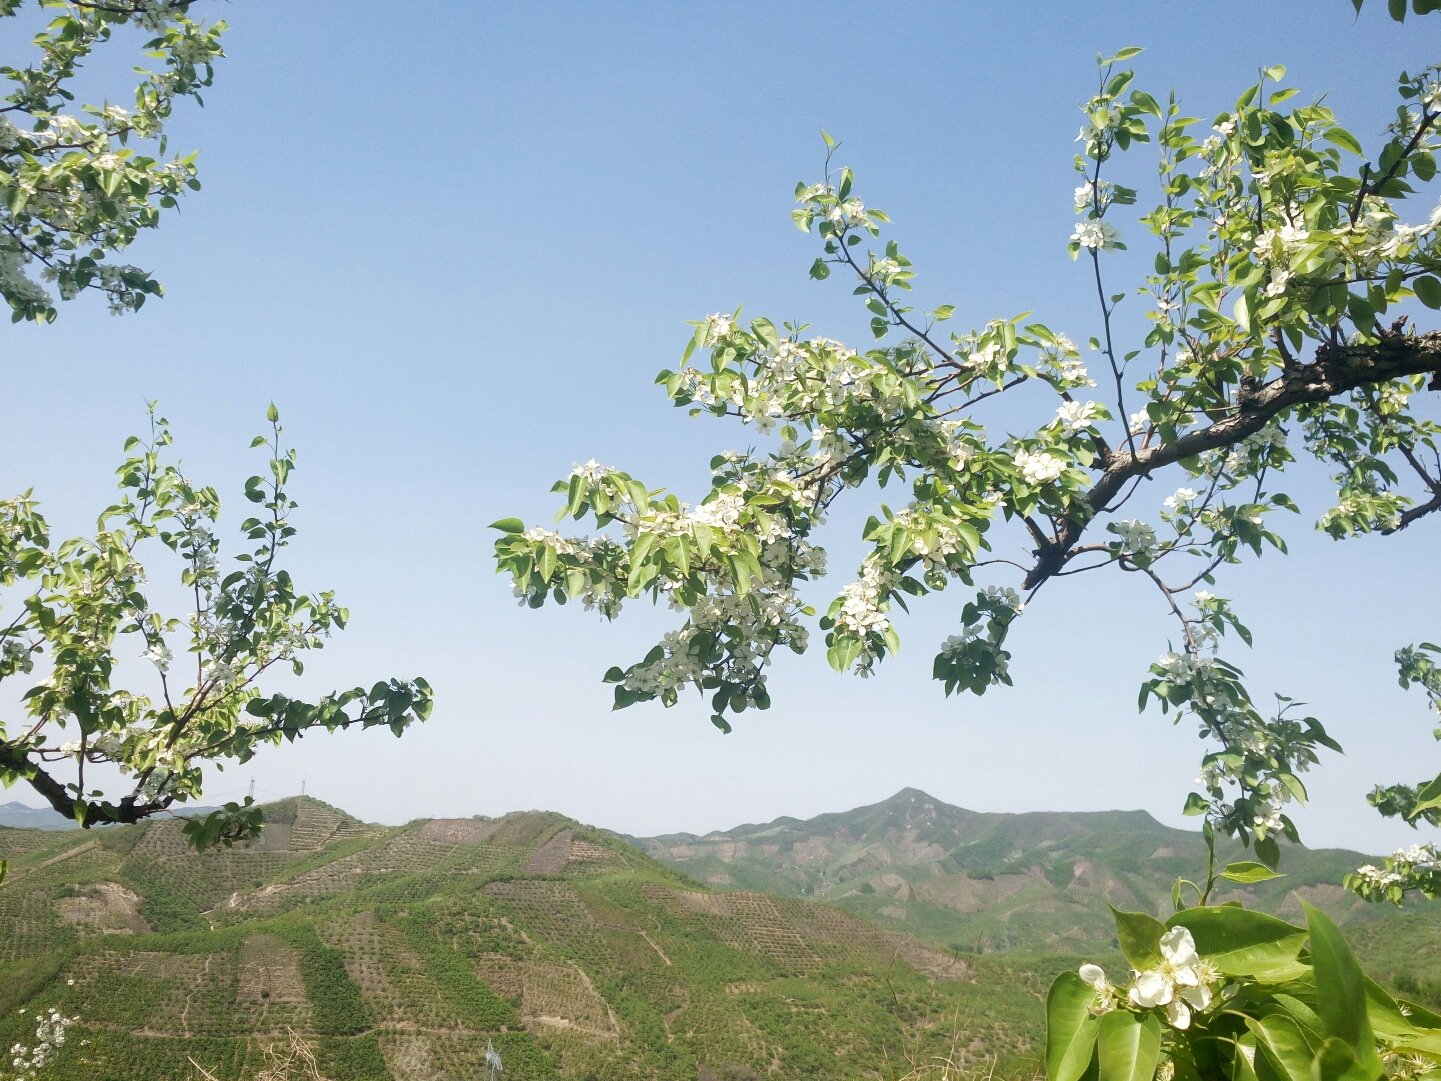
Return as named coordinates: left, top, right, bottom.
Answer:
left=1165, top=997, right=1192, bottom=1030
left=1129, top=970, right=1174, bottom=1008
left=1179, top=982, right=1212, bottom=1010
left=1079, top=963, right=1107, bottom=989
left=1160, top=926, right=1199, bottom=967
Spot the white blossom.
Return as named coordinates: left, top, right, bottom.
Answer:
left=1055, top=400, right=1101, bottom=432
left=1162, top=488, right=1198, bottom=512
left=1126, top=927, right=1215, bottom=1030
left=1071, top=220, right=1122, bottom=251
left=1014, top=449, right=1067, bottom=485
left=143, top=641, right=173, bottom=673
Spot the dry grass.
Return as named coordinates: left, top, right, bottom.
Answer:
left=189, top=1030, right=323, bottom=1081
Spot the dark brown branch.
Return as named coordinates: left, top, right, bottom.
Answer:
left=1024, top=327, right=1441, bottom=588
left=0, top=740, right=170, bottom=827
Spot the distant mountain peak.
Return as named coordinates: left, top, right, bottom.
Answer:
left=885, top=787, right=942, bottom=805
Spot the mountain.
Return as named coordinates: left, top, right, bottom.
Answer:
left=0, top=800, right=78, bottom=830
left=0, top=796, right=1052, bottom=1081
left=0, top=800, right=220, bottom=831
left=629, top=787, right=1432, bottom=958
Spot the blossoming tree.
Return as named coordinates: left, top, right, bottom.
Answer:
left=498, top=3, right=1441, bottom=1074
left=0, top=408, right=432, bottom=853
left=1, top=0, right=227, bottom=321
left=1, top=3, right=432, bottom=864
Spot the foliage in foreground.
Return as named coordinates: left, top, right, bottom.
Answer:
left=1052, top=893, right=1441, bottom=1081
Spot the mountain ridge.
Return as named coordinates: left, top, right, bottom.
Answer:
left=627, top=786, right=1415, bottom=957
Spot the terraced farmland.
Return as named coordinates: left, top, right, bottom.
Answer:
left=0, top=797, right=1049, bottom=1080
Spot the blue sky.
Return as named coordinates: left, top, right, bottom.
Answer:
left=2, top=2, right=1438, bottom=854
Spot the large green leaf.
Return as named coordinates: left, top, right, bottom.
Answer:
left=1168, top=906, right=1306, bottom=979
left=1309, top=1037, right=1379, bottom=1081
left=1302, top=902, right=1381, bottom=1078
left=1363, top=976, right=1422, bottom=1041
left=1409, top=774, right=1441, bottom=819
left=1097, top=1010, right=1161, bottom=1081
left=1111, top=906, right=1166, bottom=969
left=1246, top=1014, right=1316, bottom=1081
left=1046, top=972, right=1100, bottom=1081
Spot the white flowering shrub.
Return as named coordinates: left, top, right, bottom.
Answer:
left=0, top=406, right=431, bottom=849
left=0, top=0, right=227, bottom=321
left=5, top=1007, right=71, bottom=1081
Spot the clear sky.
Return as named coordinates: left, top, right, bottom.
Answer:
left=2, top=2, right=1438, bottom=855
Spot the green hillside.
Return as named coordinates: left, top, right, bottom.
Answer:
left=0, top=797, right=1051, bottom=1081
left=629, top=788, right=1441, bottom=983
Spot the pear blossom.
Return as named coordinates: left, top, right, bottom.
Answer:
left=1014, top=449, right=1067, bottom=485
left=143, top=641, right=174, bottom=673
left=1071, top=220, right=1122, bottom=251
left=1111, top=519, right=1157, bottom=557
left=701, top=312, right=735, bottom=345
left=1055, top=400, right=1101, bottom=432
left=1126, top=927, right=1215, bottom=1030
left=1162, top=487, right=1198, bottom=512
left=569, top=459, right=611, bottom=481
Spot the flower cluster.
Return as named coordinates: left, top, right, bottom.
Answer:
left=1014, top=448, right=1068, bottom=485
left=1109, top=519, right=1158, bottom=558
left=1349, top=843, right=1441, bottom=904
left=8, top=1007, right=72, bottom=1081
left=1071, top=219, right=1122, bottom=252
left=1054, top=400, right=1103, bottom=433
left=1079, top=928, right=1219, bottom=1030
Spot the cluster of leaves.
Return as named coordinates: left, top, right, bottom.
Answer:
left=1343, top=642, right=1441, bottom=903
left=1049, top=887, right=1441, bottom=1081
left=0, top=407, right=431, bottom=847
left=1, top=0, right=228, bottom=321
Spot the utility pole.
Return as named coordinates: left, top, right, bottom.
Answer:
left=248, top=778, right=255, bottom=801
left=301, top=778, right=306, bottom=798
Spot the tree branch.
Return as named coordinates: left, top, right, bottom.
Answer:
left=1025, top=327, right=1441, bottom=588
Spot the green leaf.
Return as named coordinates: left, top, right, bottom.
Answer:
left=1045, top=972, right=1100, bottom=1081
left=1310, top=1037, right=1375, bottom=1081
left=1111, top=907, right=1165, bottom=969
left=1232, top=1034, right=1262, bottom=1081
left=1302, top=901, right=1379, bottom=1073
left=489, top=518, right=525, bottom=534
left=1413, top=275, right=1441, bottom=310
left=1245, top=1014, right=1314, bottom=1081
left=1096, top=1010, right=1160, bottom=1081
left=1409, top=773, right=1441, bottom=819
left=1219, top=860, right=1285, bottom=884
left=1326, top=128, right=1363, bottom=156
left=1167, top=906, right=1307, bottom=979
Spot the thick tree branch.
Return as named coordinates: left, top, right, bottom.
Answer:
left=0, top=740, right=169, bottom=827
left=1025, top=327, right=1441, bottom=588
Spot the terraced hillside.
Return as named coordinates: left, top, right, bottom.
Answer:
left=0, top=797, right=1053, bottom=1081
left=630, top=787, right=1441, bottom=969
